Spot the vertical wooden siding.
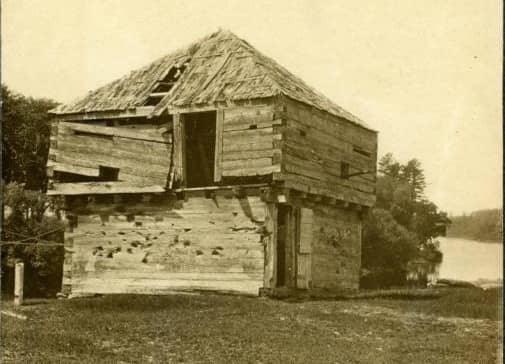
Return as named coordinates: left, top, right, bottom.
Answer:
left=296, top=208, right=313, bottom=289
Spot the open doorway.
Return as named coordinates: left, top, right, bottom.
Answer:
left=276, top=205, right=296, bottom=288
left=183, top=111, right=216, bottom=188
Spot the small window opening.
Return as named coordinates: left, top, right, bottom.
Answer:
left=341, top=162, right=350, bottom=179
left=99, top=166, right=119, bottom=181
left=353, top=145, right=372, bottom=158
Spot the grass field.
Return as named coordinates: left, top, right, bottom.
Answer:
left=1, top=288, right=502, bottom=363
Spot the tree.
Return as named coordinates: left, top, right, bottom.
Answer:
left=1, top=86, right=62, bottom=296
left=378, top=153, right=401, bottom=178
left=1, top=183, right=65, bottom=296
left=2, top=84, right=59, bottom=190
left=361, top=154, right=447, bottom=288
left=401, top=159, right=426, bottom=201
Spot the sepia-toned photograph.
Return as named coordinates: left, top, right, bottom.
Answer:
left=1, top=1, right=502, bottom=363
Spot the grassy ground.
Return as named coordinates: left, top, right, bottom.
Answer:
left=1, top=288, right=502, bottom=364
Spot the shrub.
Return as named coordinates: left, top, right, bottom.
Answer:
left=1, top=182, right=64, bottom=297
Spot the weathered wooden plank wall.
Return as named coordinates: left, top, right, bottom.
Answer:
left=221, top=105, right=282, bottom=177
left=48, top=121, right=172, bottom=187
left=285, top=195, right=362, bottom=292
left=64, top=194, right=269, bottom=296
left=310, top=205, right=361, bottom=290
left=275, top=97, right=377, bottom=207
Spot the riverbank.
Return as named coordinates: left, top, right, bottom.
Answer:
left=1, top=288, right=502, bottom=363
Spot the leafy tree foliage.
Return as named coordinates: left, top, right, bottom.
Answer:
left=1, top=85, right=62, bottom=296
left=2, top=183, right=65, bottom=296
left=2, top=84, right=58, bottom=190
left=361, top=154, right=448, bottom=288
left=361, top=208, right=418, bottom=287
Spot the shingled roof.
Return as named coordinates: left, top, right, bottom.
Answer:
left=51, top=30, right=370, bottom=129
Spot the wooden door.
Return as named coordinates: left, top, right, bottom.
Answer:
left=296, top=208, right=313, bottom=289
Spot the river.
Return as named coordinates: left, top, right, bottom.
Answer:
left=437, top=237, right=503, bottom=282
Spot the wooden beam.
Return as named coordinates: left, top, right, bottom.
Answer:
left=259, top=187, right=276, bottom=202
left=263, top=203, right=277, bottom=289
left=214, top=110, right=224, bottom=182
left=325, top=196, right=337, bottom=205
left=200, top=52, right=233, bottom=92
left=47, top=161, right=100, bottom=177
left=52, top=107, right=155, bottom=120
left=148, top=92, right=170, bottom=98
left=47, top=182, right=165, bottom=195
left=335, top=200, right=350, bottom=209
left=60, top=122, right=170, bottom=144
left=172, top=113, right=185, bottom=186
left=176, top=183, right=268, bottom=193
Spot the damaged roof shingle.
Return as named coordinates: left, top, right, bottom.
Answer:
left=51, top=29, right=371, bottom=130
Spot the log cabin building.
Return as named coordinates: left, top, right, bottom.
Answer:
left=47, top=30, right=378, bottom=297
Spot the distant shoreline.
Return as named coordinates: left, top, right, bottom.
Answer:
left=446, top=208, right=502, bottom=243
left=444, top=234, right=502, bottom=244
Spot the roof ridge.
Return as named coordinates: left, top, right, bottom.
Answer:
left=50, top=29, right=372, bottom=130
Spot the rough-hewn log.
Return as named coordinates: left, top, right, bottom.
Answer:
left=47, top=182, right=166, bottom=195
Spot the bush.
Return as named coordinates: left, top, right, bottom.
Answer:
left=361, top=154, right=447, bottom=289
left=1, top=183, right=64, bottom=297
left=360, top=208, right=419, bottom=288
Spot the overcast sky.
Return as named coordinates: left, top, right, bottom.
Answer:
left=2, top=0, right=502, bottom=215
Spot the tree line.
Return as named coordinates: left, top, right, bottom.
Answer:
left=447, top=209, right=502, bottom=243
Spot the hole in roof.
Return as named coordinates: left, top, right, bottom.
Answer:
left=145, top=61, right=191, bottom=106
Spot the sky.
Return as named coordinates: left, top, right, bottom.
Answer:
left=2, top=0, right=502, bottom=215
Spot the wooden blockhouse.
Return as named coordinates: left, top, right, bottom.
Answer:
left=47, top=30, right=378, bottom=296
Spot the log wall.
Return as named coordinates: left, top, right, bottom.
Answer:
left=275, top=97, right=377, bottom=207
left=47, top=120, right=172, bottom=188
left=219, top=104, right=282, bottom=178
left=310, top=205, right=361, bottom=291
left=287, top=196, right=362, bottom=291
left=63, top=193, right=269, bottom=296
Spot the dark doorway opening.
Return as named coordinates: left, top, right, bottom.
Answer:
left=183, top=111, right=216, bottom=188
left=276, top=204, right=294, bottom=287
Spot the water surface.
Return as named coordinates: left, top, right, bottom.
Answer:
left=437, top=237, right=502, bottom=282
